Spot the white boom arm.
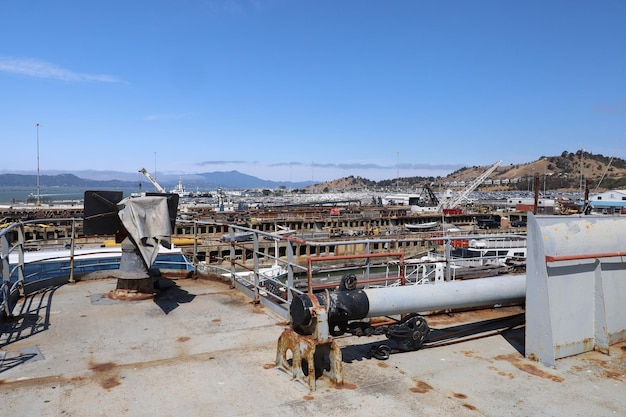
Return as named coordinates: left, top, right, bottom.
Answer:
left=139, top=167, right=166, bottom=193
left=438, top=160, right=502, bottom=210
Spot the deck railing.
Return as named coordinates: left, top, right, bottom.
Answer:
left=187, top=221, right=505, bottom=319
left=2, top=216, right=525, bottom=321
left=0, top=218, right=193, bottom=318
left=1, top=218, right=75, bottom=317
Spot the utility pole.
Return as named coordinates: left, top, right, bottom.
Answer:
left=579, top=149, right=584, bottom=204
left=396, top=151, right=400, bottom=190
left=35, top=123, right=41, bottom=206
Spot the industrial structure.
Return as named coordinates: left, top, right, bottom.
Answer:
left=0, top=194, right=624, bottom=414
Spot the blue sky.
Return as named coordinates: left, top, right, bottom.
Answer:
left=1, top=1, right=625, bottom=182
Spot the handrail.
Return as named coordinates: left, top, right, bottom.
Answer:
left=546, top=252, right=626, bottom=262
left=2, top=216, right=528, bottom=322
left=1, top=217, right=196, bottom=318
left=1, top=218, right=77, bottom=318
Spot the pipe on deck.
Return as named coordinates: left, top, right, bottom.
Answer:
left=290, top=274, right=526, bottom=334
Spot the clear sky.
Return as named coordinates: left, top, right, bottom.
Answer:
left=1, top=1, right=625, bottom=182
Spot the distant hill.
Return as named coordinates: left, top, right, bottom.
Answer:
left=443, top=150, right=626, bottom=191
left=3, top=151, right=625, bottom=192
left=307, top=150, right=626, bottom=193
left=0, top=170, right=315, bottom=191
left=192, top=171, right=314, bottom=190
left=304, top=176, right=378, bottom=193
left=0, top=173, right=132, bottom=189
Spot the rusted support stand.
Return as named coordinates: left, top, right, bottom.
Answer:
left=276, top=306, right=343, bottom=392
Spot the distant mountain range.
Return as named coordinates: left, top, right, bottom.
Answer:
left=0, top=170, right=316, bottom=191
left=3, top=150, right=626, bottom=192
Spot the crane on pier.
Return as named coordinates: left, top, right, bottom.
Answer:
left=437, top=160, right=502, bottom=211
left=138, top=167, right=166, bottom=193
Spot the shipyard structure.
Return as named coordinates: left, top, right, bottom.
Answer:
left=0, top=198, right=528, bottom=267
left=1, top=187, right=625, bottom=415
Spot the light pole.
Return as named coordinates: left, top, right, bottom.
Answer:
left=35, top=123, right=41, bottom=206
left=579, top=149, right=584, bottom=204
left=396, top=151, right=400, bottom=190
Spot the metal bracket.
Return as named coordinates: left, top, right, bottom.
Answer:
left=276, top=305, right=344, bottom=391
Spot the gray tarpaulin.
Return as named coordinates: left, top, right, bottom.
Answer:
left=117, top=196, right=172, bottom=268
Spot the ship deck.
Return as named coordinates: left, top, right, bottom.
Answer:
left=1, top=275, right=624, bottom=416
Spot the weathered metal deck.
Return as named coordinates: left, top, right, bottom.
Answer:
left=1, top=275, right=623, bottom=416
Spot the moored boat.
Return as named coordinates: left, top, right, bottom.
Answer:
left=406, top=221, right=439, bottom=231
left=5, top=244, right=193, bottom=284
